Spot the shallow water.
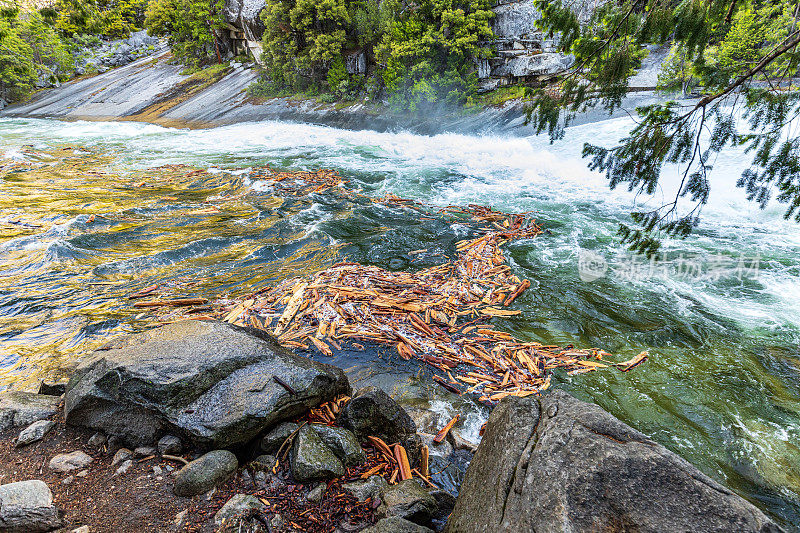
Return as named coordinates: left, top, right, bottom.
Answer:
left=1, top=116, right=799, bottom=526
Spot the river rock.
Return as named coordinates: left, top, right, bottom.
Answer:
left=49, top=451, right=93, bottom=473
left=446, top=390, right=783, bottom=533
left=0, top=392, right=60, bottom=431
left=339, top=387, right=416, bottom=443
left=214, top=493, right=267, bottom=530
left=0, top=480, right=63, bottom=532
left=362, top=516, right=434, bottom=533
left=251, top=454, right=276, bottom=471
left=379, top=479, right=437, bottom=525
left=342, top=475, right=388, bottom=502
left=111, top=448, right=132, bottom=466
left=157, top=434, right=182, bottom=455
left=173, top=450, right=238, bottom=497
left=312, top=424, right=365, bottom=466
left=291, top=424, right=344, bottom=481
left=306, top=482, right=326, bottom=503
left=16, top=420, right=56, bottom=447
left=260, top=422, right=298, bottom=453
left=64, top=320, right=350, bottom=447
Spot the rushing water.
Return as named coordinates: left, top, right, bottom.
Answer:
left=1, top=116, right=799, bottom=526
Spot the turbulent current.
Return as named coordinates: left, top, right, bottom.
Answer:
left=1, top=116, right=799, bottom=527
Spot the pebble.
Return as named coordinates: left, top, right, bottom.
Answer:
left=133, top=446, right=156, bottom=458
left=72, top=526, right=90, bottom=533
left=307, top=482, right=326, bottom=503
left=115, top=459, right=133, bottom=476
left=76, top=470, right=89, bottom=478
left=153, top=465, right=163, bottom=476
left=111, top=448, right=132, bottom=466
left=62, top=476, right=74, bottom=485
left=49, top=451, right=93, bottom=473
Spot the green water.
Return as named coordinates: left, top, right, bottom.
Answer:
left=1, top=117, right=798, bottom=527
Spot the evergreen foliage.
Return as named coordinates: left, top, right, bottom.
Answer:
left=52, top=0, right=148, bottom=38
left=145, top=0, right=225, bottom=64
left=527, top=0, right=800, bottom=256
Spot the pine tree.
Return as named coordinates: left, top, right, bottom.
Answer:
left=527, top=0, right=800, bottom=256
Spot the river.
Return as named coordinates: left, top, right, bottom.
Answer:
left=1, top=116, right=798, bottom=527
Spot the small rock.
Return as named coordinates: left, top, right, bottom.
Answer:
left=270, top=514, right=284, bottom=531
left=291, top=425, right=344, bottom=481
left=157, top=435, right=182, bottom=456
left=379, top=479, right=437, bottom=525
left=152, top=466, right=163, bottom=476
left=338, top=387, right=416, bottom=443
left=448, top=428, right=478, bottom=453
left=0, top=480, right=63, bottom=532
left=251, top=454, right=276, bottom=471
left=214, top=494, right=267, bottom=529
left=306, top=482, right=326, bottom=503
left=49, top=451, right=93, bottom=473
left=260, top=422, right=298, bottom=454
left=115, top=459, right=133, bottom=476
left=71, top=526, right=90, bottom=533
left=254, top=470, right=267, bottom=489
left=239, top=469, right=253, bottom=489
left=133, top=446, right=156, bottom=458
left=312, top=425, right=365, bottom=466
left=76, top=470, right=88, bottom=478
left=361, top=516, right=434, bottom=533
left=111, top=448, right=132, bottom=466
left=342, top=475, right=388, bottom=502
left=0, top=392, right=60, bottom=431
left=16, top=420, right=56, bottom=447
left=87, top=432, right=107, bottom=448
left=173, top=450, right=238, bottom=497
left=61, top=476, right=74, bottom=485
left=174, top=509, right=188, bottom=529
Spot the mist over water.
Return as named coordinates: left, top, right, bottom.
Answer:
left=1, top=116, right=799, bottom=526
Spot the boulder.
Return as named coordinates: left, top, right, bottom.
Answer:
left=361, top=516, right=434, bottom=533
left=342, top=475, right=388, bottom=502
left=214, top=493, right=267, bottom=530
left=379, top=479, right=437, bottom=525
left=260, top=422, right=298, bottom=454
left=173, top=450, right=238, bottom=497
left=446, top=390, right=783, bottom=533
left=339, top=387, right=416, bottom=443
left=16, top=420, right=56, bottom=447
left=48, top=451, right=93, bottom=473
left=0, top=392, right=60, bottom=431
left=0, top=480, right=62, bottom=532
left=291, top=425, right=344, bottom=481
left=65, top=320, right=350, bottom=447
left=312, top=424, right=365, bottom=466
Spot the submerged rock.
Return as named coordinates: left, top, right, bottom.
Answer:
left=173, top=450, right=238, bottom=497
left=339, top=387, right=416, bottom=443
left=65, top=320, right=350, bottom=447
left=446, top=390, right=783, bottom=533
left=0, top=480, right=62, bottom=532
left=0, top=392, right=60, bottom=431
left=16, top=420, right=56, bottom=447
left=291, top=425, right=344, bottom=481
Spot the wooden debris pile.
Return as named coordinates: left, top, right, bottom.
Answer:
left=133, top=167, right=647, bottom=403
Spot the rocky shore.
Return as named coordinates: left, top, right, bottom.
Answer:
left=0, top=320, right=783, bottom=532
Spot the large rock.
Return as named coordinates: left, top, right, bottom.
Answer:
left=446, top=390, right=783, bottom=533
left=0, top=392, right=60, bottom=431
left=0, top=480, right=62, bottom=532
left=339, top=387, right=416, bottom=443
left=291, top=425, right=344, bottom=481
left=379, top=479, right=437, bottom=525
left=260, top=422, right=298, bottom=454
left=362, top=516, right=434, bottom=533
left=173, top=450, right=238, bottom=497
left=224, top=0, right=266, bottom=40
left=65, top=320, right=350, bottom=447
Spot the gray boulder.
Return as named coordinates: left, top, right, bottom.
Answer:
left=214, top=493, right=267, bottom=530
left=379, top=479, right=437, bottom=525
left=342, top=475, right=388, bottom=502
left=260, top=422, right=298, bottom=454
left=173, top=450, right=238, bottom=497
left=16, top=420, right=56, bottom=447
left=0, top=392, right=60, bottom=431
left=312, top=424, right=365, bottom=466
left=446, top=390, right=783, bottom=533
left=339, top=387, right=416, bottom=443
left=362, top=516, right=434, bottom=533
left=291, top=425, right=344, bottom=481
left=65, top=320, right=350, bottom=447
left=48, top=451, right=93, bottom=473
left=0, top=480, right=62, bottom=532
